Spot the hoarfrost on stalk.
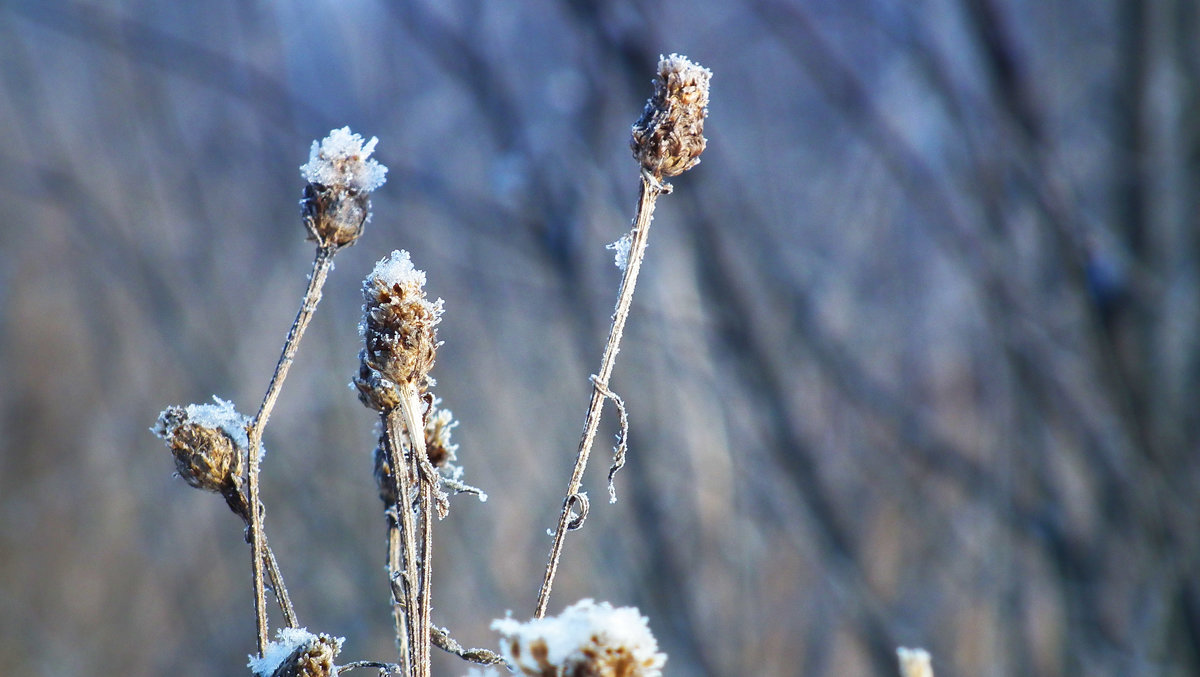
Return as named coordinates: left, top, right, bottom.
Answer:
left=607, top=233, right=633, bottom=271
left=300, top=126, right=388, bottom=192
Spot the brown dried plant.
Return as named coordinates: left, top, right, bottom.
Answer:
left=152, top=54, right=725, bottom=677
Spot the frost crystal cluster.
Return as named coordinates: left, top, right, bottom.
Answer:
left=491, top=599, right=666, bottom=677
left=300, top=127, right=388, bottom=193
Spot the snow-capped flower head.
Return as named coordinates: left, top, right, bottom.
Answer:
left=897, top=648, right=934, bottom=677
left=491, top=599, right=667, bottom=677
left=152, top=397, right=252, bottom=501
left=360, top=250, right=444, bottom=390
left=631, top=54, right=711, bottom=179
left=248, top=627, right=343, bottom=677
left=300, top=127, right=388, bottom=249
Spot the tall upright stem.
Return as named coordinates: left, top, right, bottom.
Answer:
left=534, top=174, right=664, bottom=618
left=245, top=245, right=336, bottom=655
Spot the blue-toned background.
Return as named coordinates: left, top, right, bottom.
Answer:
left=1, top=1, right=1195, bottom=675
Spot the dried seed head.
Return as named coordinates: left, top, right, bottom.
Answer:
left=491, top=599, right=666, bottom=677
left=631, top=54, right=711, bottom=179
left=300, top=127, right=388, bottom=249
left=248, top=628, right=343, bottom=677
left=352, top=349, right=401, bottom=411
left=897, top=648, right=934, bottom=677
left=360, top=250, right=444, bottom=389
left=152, top=398, right=250, bottom=495
left=424, top=401, right=459, bottom=468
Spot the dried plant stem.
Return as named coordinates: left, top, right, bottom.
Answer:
left=245, top=244, right=336, bottom=655
left=385, top=508, right=411, bottom=677
left=534, top=173, right=666, bottom=618
left=386, top=383, right=434, bottom=677
left=262, top=538, right=297, bottom=628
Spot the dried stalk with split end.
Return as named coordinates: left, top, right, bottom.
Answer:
left=359, top=249, right=444, bottom=677
left=534, top=53, right=711, bottom=619
left=241, top=128, right=386, bottom=656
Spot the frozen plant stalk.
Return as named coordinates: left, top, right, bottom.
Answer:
left=242, top=127, right=387, bottom=656
left=359, top=249, right=445, bottom=677
left=535, top=53, right=711, bottom=619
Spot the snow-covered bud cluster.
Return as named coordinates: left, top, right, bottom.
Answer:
left=360, top=250, right=444, bottom=389
left=248, top=628, right=343, bottom=677
left=300, top=127, right=388, bottom=249
left=631, top=54, right=711, bottom=179
left=152, top=397, right=249, bottom=497
left=897, top=648, right=934, bottom=677
left=491, top=599, right=667, bottom=677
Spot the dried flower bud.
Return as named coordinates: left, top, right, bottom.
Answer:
left=631, top=54, right=711, bottom=179
left=352, top=349, right=401, bottom=411
left=360, top=250, right=444, bottom=388
left=152, top=397, right=250, bottom=495
left=424, top=401, right=459, bottom=468
left=897, top=648, right=934, bottom=677
left=491, top=599, right=666, bottom=677
left=248, top=628, right=343, bottom=677
left=300, top=127, right=388, bottom=249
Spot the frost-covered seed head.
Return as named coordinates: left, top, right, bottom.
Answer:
left=300, top=127, right=388, bottom=249
left=491, top=599, right=667, bottom=677
left=897, top=648, right=934, bottom=677
left=152, top=398, right=249, bottom=497
left=631, top=54, right=711, bottom=179
left=249, top=628, right=343, bottom=677
left=360, top=250, right=444, bottom=388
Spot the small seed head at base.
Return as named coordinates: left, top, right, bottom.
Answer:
left=491, top=599, right=666, bottom=677
left=152, top=397, right=250, bottom=495
left=249, top=628, right=344, bottom=677
left=360, top=250, right=444, bottom=389
left=631, top=53, right=711, bottom=179
left=300, top=127, right=388, bottom=249
left=897, top=648, right=934, bottom=677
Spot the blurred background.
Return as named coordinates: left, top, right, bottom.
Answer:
left=1, top=1, right=1197, bottom=675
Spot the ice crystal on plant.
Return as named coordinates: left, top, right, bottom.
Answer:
left=300, top=127, right=387, bottom=192
left=607, top=233, right=633, bottom=271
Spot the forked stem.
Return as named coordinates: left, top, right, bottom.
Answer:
left=534, top=173, right=666, bottom=618
left=245, top=244, right=337, bottom=654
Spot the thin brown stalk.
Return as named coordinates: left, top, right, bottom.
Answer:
left=245, top=244, right=337, bottom=654
left=261, top=539, right=297, bottom=628
left=395, top=383, right=435, bottom=677
left=534, top=172, right=666, bottom=618
left=383, top=444, right=411, bottom=677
